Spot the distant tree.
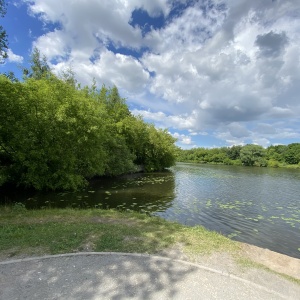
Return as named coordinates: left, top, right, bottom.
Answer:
left=23, top=48, right=51, bottom=79
left=3, top=71, right=18, bottom=82
left=284, top=143, right=300, bottom=165
left=240, top=144, right=266, bottom=166
left=0, top=0, right=8, bottom=63
left=266, top=145, right=286, bottom=162
left=60, top=67, right=78, bottom=88
left=226, top=145, right=242, bottom=160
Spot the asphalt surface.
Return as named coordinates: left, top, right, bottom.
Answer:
left=0, top=253, right=298, bottom=300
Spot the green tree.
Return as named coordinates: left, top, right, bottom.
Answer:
left=226, top=145, right=242, bottom=160
left=105, top=86, right=130, bottom=122
left=1, top=51, right=178, bottom=190
left=117, top=115, right=149, bottom=165
left=143, top=125, right=177, bottom=171
left=0, top=75, right=106, bottom=189
left=23, top=48, right=51, bottom=79
left=59, top=67, right=78, bottom=88
left=266, top=145, right=286, bottom=162
left=284, top=143, right=300, bottom=164
left=240, top=144, right=266, bottom=166
left=0, top=0, right=8, bottom=62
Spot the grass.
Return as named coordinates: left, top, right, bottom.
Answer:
left=1, top=205, right=299, bottom=286
left=0, top=206, right=238, bottom=258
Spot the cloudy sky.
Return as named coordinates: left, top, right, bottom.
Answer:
left=2, top=0, right=300, bottom=148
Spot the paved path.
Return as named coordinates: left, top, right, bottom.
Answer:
left=0, top=253, right=298, bottom=299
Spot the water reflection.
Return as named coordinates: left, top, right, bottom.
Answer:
left=156, top=163, right=300, bottom=259
left=1, top=163, right=300, bottom=259
left=1, top=172, right=176, bottom=214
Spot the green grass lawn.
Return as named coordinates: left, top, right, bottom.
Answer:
left=2, top=205, right=300, bottom=285
left=0, top=206, right=238, bottom=258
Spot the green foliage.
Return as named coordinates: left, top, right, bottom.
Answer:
left=0, top=0, right=8, bottom=63
left=105, top=85, right=130, bottom=121
left=102, top=126, right=136, bottom=176
left=11, top=202, right=27, bottom=212
left=240, top=144, right=266, bottom=166
left=231, top=159, right=243, bottom=166
left=0, top=0, right=5, bottom=15
left=116, top=116, right=177, bottom=171
left=118, top=115, right=149, bottom=165
left=22, top=48, right=51, bottom=79
left=177, top=143, right=300, bottom=168
left=226, top=145, right=242, bottom=160
left=0, top=208, right=238, bottom=257
left=0, top=52, right=177, bottom=190
left=266, top=145, right=286, bottom=162
left=267, top=159, right=280, bottom=168
left=0, top=76, right=108, bottom=189
left=143, top=125, right=177, bottom=171
left=283, top=143, right=300, bottom=165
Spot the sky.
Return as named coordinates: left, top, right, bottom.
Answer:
left=1, top=0, right=300, bottom=149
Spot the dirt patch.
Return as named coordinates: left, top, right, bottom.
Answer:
left=157, top=242, right=300, bottom=285
left=123, top=236, right=146, bottom=242
left=77, top=234, right=98, bottom=252
left=241, top=243, right=300, bottom=280
left=89, top=216, right=138, bottom=226
left=0, top=247, right=49, bottom=261
left=157, top=243, right=300, bottom=298
left=157, top=243, right=189, bottom=261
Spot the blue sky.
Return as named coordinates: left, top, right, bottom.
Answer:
left=1, top=0, right=300, bottom=149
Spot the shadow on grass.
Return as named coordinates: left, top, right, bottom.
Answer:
left=0, top=208, right=237, bottom=259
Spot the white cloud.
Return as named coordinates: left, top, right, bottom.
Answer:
left=23, top=0, right=300, bottom=146
left=172, top=132, right=193, bottom=145
left=251, top=138, right=271, bottom=148
left=214, top=119, right=300, bottom=146
left=33, top=30, right=70, bottom=60
left=7, top=49, right=23, bottom=63
left=131, top=109, right=197, bottom=130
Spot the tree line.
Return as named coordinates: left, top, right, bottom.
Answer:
left=176, top=143, right=300, bottom=168
left=0, top=49, right=177, bottom=190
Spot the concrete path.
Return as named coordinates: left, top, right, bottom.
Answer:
left=0, top=253, right=298, bottom=300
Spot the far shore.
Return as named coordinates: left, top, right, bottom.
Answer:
left=177, top=160, right=300, bottom=169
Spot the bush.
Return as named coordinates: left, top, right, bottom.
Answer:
left=267, top=159, right=280, bottom=168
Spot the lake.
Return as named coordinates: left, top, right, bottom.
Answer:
left=1, top=163, right=300, bottom=259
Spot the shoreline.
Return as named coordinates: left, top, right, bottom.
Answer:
left=240, top=243, right=300, bottom=280
left=0, top=207, right=299, bottom=282
left=177, top=160, right=300, bottom=169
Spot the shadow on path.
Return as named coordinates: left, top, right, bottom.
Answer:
left=0, top=253, right=293, bottom=299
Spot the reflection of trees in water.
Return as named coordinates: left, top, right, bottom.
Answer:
left=90, top=172, right=176, bottom=212
left=11, top=172, right=176, bottom=211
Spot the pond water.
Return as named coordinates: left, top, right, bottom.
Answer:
left=1, top=163, right=300, bottom=259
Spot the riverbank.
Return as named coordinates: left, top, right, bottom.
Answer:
left=1, top=207, right=299, bottom=283
left=178, top=160, right=300, bottom=169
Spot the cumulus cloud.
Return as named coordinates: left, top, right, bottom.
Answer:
left=23, top=0, right=300, bottom=146
left=172, top=132, right=193, bottom=145
left=7, top=49, right=23, bottom=63
left=131, top=109, right=197, bottom=130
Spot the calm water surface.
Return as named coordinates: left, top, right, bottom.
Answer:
left=2, top=163, right=300, bottom=258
